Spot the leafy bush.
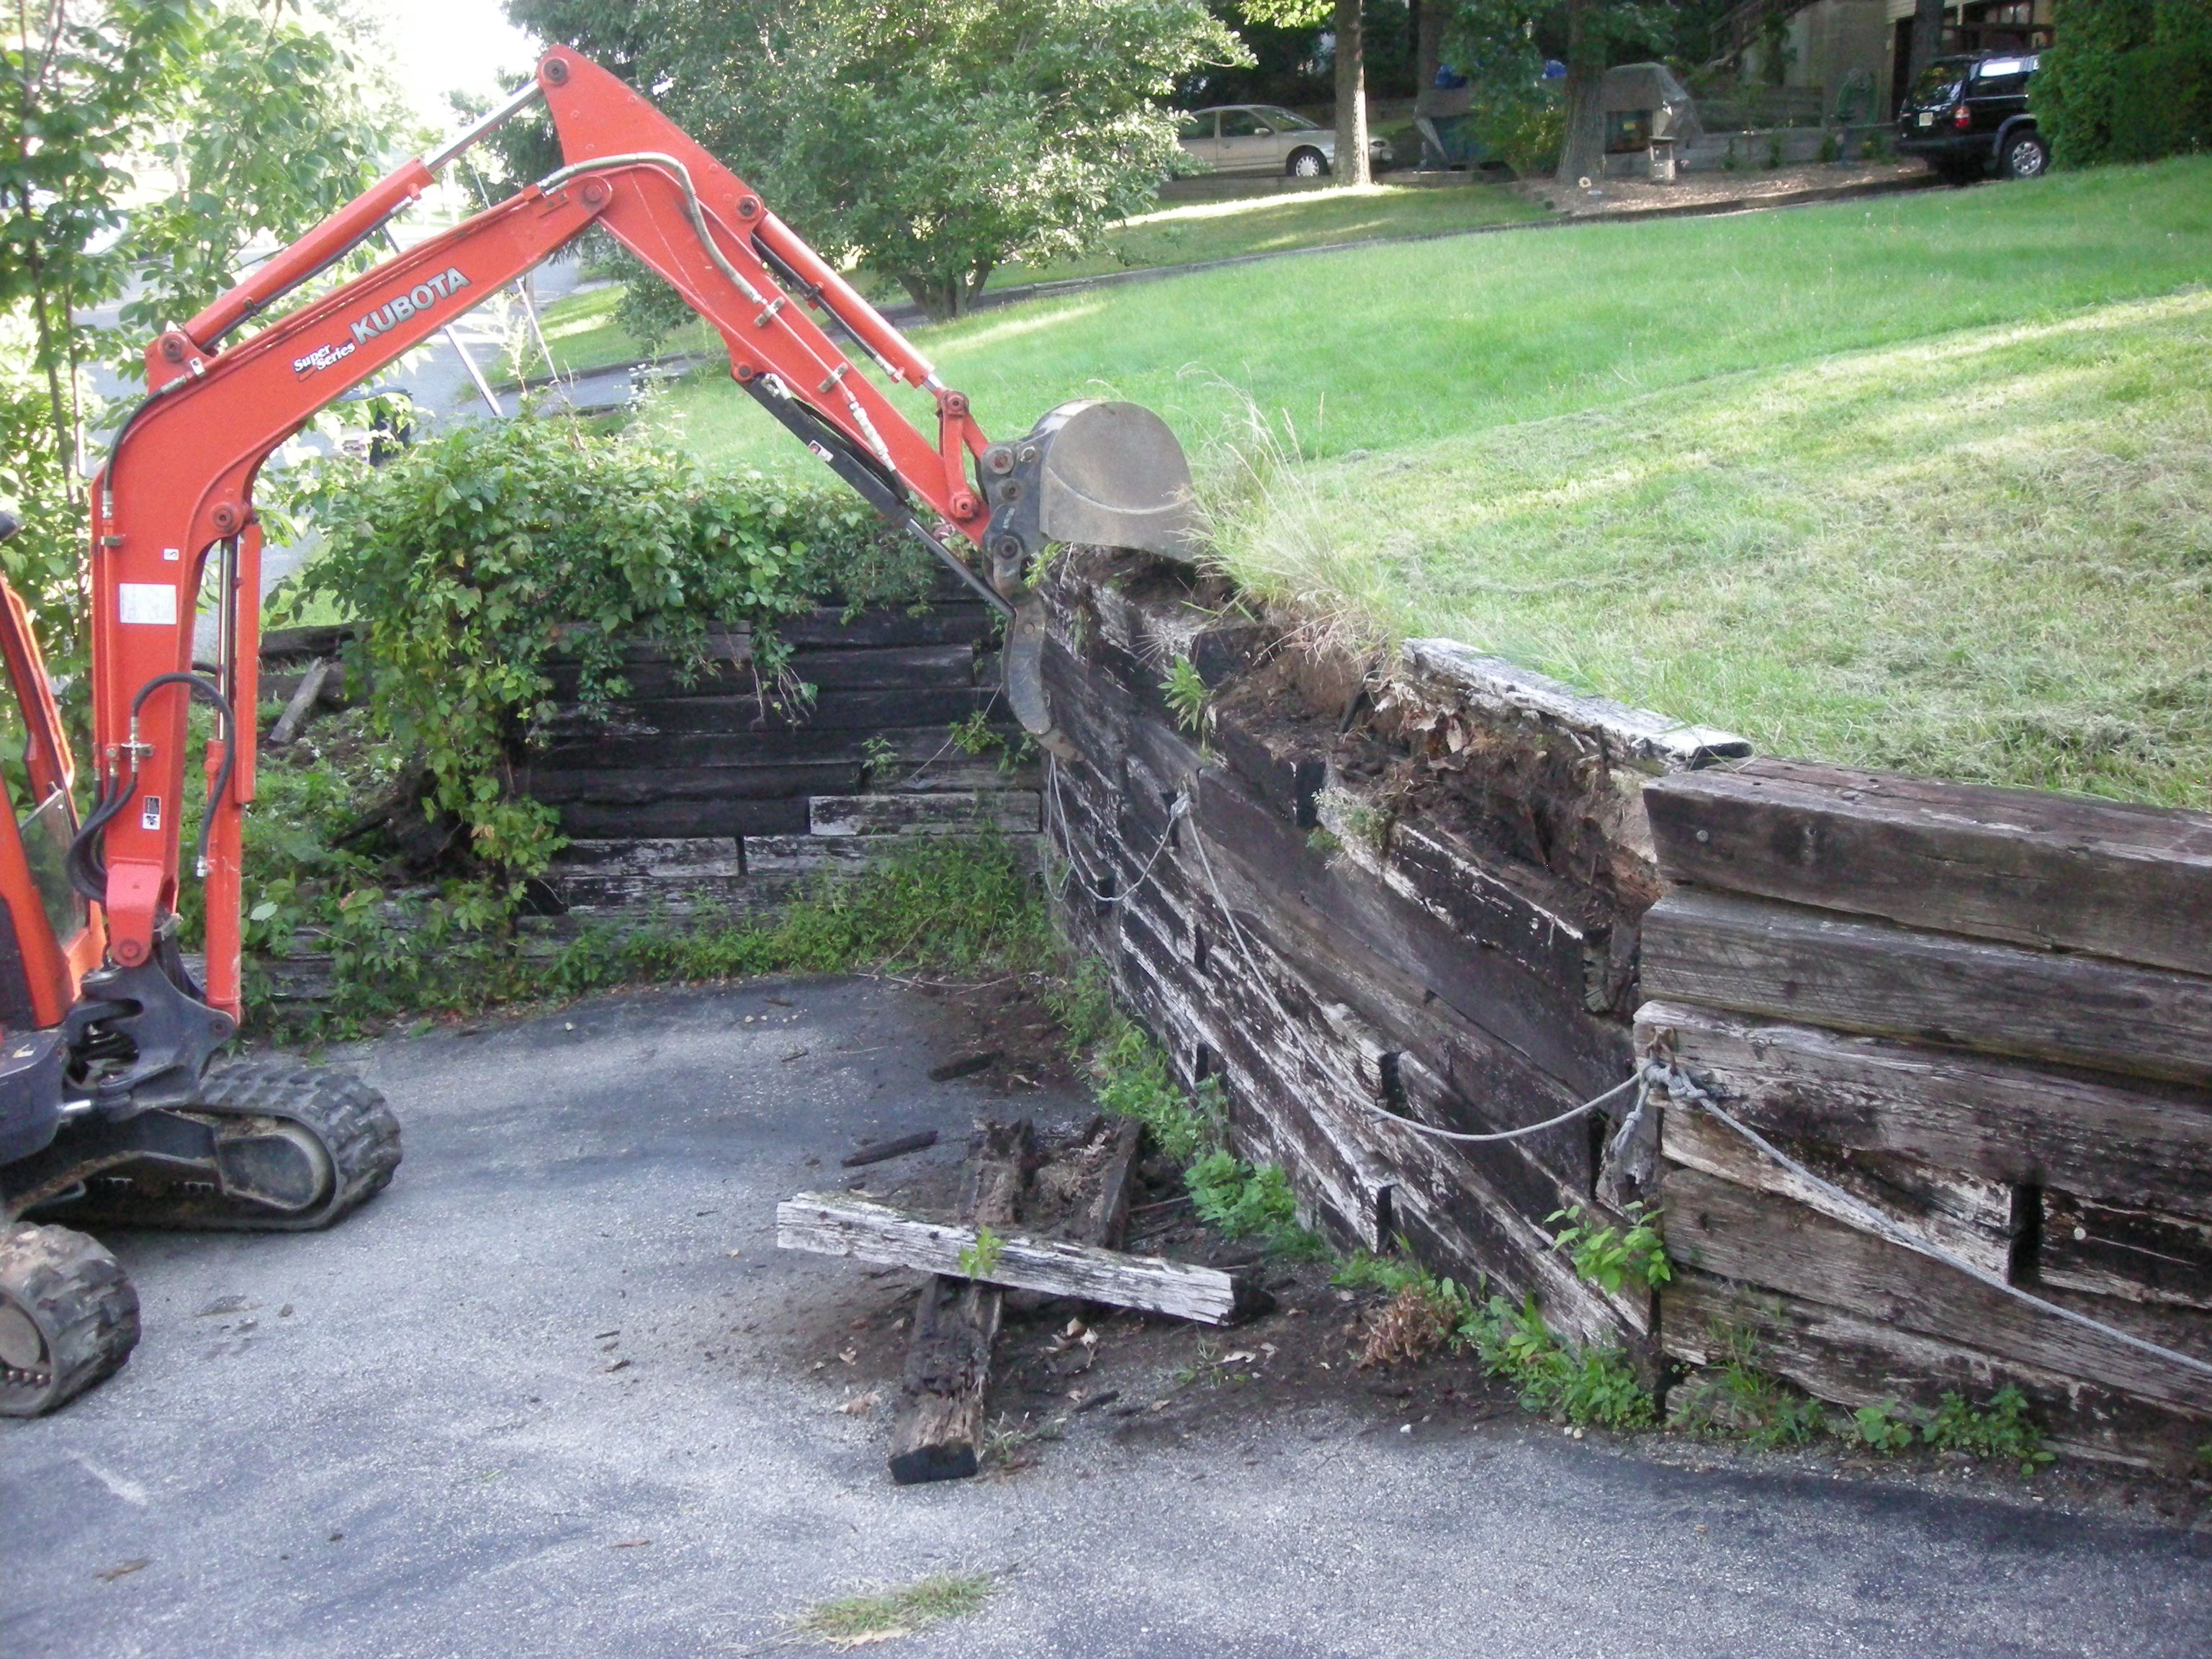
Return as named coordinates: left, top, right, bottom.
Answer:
left=1333, top=1246, right=1452, bottom=1298
left=1842, top=1388, right=2053, bottom=1473
left=1080, top=1015, right=1321, bottom=1256
left=1457, top=99, right=1563, bottom=177
left=1668, top=1328, right=1829, bottom=1447
left=1457, top=1291, right=1655, bottom=1430
left=2108, top=38, right=2212, bottom=161
left=1853, top=1399, right=1920, bottom=1453
left=1187, top=1149, right=1322, bottom=1257
left=2037, top=0, right=2211, bottom=166
left=287, top=418, right=924, bottom=878
left=1091, top=1020, right=1215, bottom=1162
left=1923, top=1385, right=2056, bottom=1473
left=1546, top=1202, right=1672, bottom=1295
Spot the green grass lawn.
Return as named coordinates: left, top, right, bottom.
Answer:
left=655, top=155, right=2212, bottom=806
left=989, top=181, right=1543, bottom=287
left=528, top=281, right=715, bottom=377
left=527, top=183, right=1539, bottom=377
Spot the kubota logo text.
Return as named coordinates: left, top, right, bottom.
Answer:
left=292, top=266, right=477, bottom=377
left=349, top=266, right=473, bottom=344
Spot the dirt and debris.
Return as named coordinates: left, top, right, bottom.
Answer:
left=1519, top=159, right=1935, bottom=219
left=776, top=1106, right=2212, bottom=1527
left=907, top=974, right=1082, bottom=1097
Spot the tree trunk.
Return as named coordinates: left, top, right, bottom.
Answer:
left=1554, top=0, right=1605, bottom=188
left=1333, top=0, right=1370, bottom=186
left=1907, top=0, right=1947, bottom=91
left=899, top=273, right=963, bottom=323
left=1414, top=0, right=1444, bottom=103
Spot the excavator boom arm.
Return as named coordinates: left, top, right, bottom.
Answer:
left=87, top=50, right=1001, bottom=1018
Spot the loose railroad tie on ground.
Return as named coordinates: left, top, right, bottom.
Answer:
left=775, top=1115, right=1265, bottom=1483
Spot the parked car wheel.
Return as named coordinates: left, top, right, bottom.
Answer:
left=2001, top=131, right=2048, bottom=179
left=1287, top=147, right=1328, bottom=179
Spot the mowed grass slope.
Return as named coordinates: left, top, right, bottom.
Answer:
left=529, top=183, right=1540, bottom=377
left=988, top=181, right=1544, bottom=287
left=663, top=157, right=2212, bottom=805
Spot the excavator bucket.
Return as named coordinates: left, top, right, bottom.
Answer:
left=981, top=401, right=1197, bottom=759
left=1012, top=400, right=1197, bottom=557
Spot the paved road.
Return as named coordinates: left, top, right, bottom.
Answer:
left=5, top=981, right=2208, bottom=1659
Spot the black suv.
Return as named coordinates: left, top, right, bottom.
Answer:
left=1897, top=52, right=2049, bottom=181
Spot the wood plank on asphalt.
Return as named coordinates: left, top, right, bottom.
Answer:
left=778, top=1193, right=1271, bottom=1326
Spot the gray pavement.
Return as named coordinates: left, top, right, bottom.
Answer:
left=4, top=979, right=2209, bottom=1659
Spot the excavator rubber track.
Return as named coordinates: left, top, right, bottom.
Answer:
left=43, top=1059, right=401, bottom=1233
left=0, top=1221, right=140, bottom=1416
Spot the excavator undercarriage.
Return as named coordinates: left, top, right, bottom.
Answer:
left=0, top=48, right=1192, bottom=1413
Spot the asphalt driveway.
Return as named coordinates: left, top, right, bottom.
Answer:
left=5, top=980, right=2208, bottom=1659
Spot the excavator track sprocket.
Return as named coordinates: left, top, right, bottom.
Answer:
left=43, top=1059, right=401, bottom=1233
left=0, top=1221, right=140, bottom=1416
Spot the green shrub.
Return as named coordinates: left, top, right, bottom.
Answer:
left=1187, top=1149, right=1323, bottom=1256
left=1333, top=1245, right=1455, bottom=1298
left=1091, top=1020, right=1214, bottom=1163
left=2108, top=38, right=2212, bottom=161
left=1668, top=1328, right=1828, bottom=1447
left=1848, top=1388, right=2052, bottom=1472
left=2038, top=0, right=2162, bottom=166
left=1546, top=1202, right=1672, bottom=1294
left=286, top=417, right=925, bottom=878
left=1923, top=1385, right=2056, bottom=1473
left=1853, top=1399, right=1920, bottom=1453
left=1457, top=1291, right=1655, bottom=1430
left=1470, top=100, right=1565, bottom=177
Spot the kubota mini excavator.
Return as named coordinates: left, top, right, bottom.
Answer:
left=0, top=48, right=1193, bottom=1415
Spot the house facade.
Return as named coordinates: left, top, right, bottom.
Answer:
left=1743, top=0, right=2056, bottom=121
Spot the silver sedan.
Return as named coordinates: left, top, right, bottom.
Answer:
left=1176, top=104, right=1393, bottom=178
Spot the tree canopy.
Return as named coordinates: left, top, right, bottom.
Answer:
left=507, top=0, right=1243, bottom=320
left=0, top=0, right=413, bottom=666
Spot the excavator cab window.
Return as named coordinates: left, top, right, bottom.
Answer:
left=0, top=699, right=81, bottom=947
left=0, top=561, right=84, bottom=953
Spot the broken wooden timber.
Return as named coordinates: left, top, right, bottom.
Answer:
left=841, top=1129, right=939, bottom=1168
left=888, top=1275, right=1001, bottom=1484
left=265, top=657, right=331, bottom=748
left=778, top=1194, right=1271, bottom=1326
left=885, top=1118, right=1030, bottom=1485
left=1083, top=1118, right=1145, bottom=1249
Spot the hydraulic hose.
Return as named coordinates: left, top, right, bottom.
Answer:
left=65, top=673, right=239, bottom=904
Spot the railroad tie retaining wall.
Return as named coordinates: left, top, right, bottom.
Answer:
left=1035, top=549, right=1748, bottom=1359
left=1035, top=549, right=2212, bottom=1467
left=249, top=576, right=1038, bottom=1004
left=1639, top=762, right=2212, bottom=1468
left=524, top=570, right=1038, bottom=926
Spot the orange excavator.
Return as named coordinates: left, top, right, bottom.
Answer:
left=0, top=48, right=1192, bottom=1414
